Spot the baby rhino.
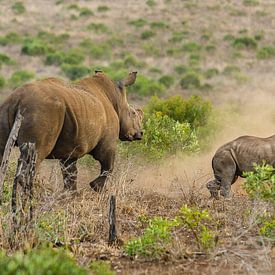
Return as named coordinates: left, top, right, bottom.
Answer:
left=207, top=135, right=275, bottom=198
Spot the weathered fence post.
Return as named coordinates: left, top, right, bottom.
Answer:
left=108, top=195, right=117, bottom=245
left=0, top=111, right=23, bottom=205
left=12, top=142, right=37, bottom=228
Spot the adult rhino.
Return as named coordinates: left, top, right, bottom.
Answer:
left=206, top=135, right=275, bottom=198
left=0, top=71, right=143, bottom=192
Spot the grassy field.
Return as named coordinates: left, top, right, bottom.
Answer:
left=0, top=0, right=274, bottom=274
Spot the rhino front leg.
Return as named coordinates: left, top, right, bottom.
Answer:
left=90, top=146, right=115, bottom=192
left=60, top=158, right=78, bottom=191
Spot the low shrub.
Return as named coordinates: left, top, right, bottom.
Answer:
left=12, top=2, right=25, bottom=14
left=243, top=0, right=259, bottom=6
left=90, top=261, right=115, bottom=275
left=97, top=5, right=109, bottom=12
left=182, top=42, right=202, bottom=53
left=0, top=32, right=22, bottom=46
left=79, top=7, right=94, bottom=17
left=128, top=18, right=147, bottom=28
left=9, top=70, right=34, bottom=88
left=180, top=72, right=201, bottom=89
left=21, top=37, right=52, bottom=56
left=243, top=163, right=275, bottom=203
left=204, top=68, right=219, bottom=79
left=141, top=30, right=156, bottom=40
left=232, top=36, right=258, bottom=49
left=0, top=53, right=15, bottom=66
left=158, top=75, right=175, bottom=88
left=87, top=23, right=109, bottom=33
left=61, top=64, right=91, bottom=80
left=0, top=246, right=87, bottom=274
left=257, top=46, right=275, bottom=59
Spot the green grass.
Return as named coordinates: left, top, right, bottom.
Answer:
left=257, top=46, right=275, bottom=59
left=146, top=0, right=156, bottom=7
left=0, top=53, right=15, bottom=66
left=90, top=261, right=114, bottom=275
left=12, top=1, right=25, bottom=14
left=97, top=5, right=110, bottom=12
left=9, top=70, right=35, bottom=88
left=128, top=18, right=147, bottom=28
left=141, top=30, right=156, bottom=40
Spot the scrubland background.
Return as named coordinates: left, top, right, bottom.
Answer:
left=0, top=0, right=274, bottom=274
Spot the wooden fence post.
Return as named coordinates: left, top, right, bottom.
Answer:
left=108, top=195, right=117, bottom=245
left=0, top=111, right=23, bottom=205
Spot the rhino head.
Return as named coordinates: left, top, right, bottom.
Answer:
left=117, top=72, right=143, bottom=141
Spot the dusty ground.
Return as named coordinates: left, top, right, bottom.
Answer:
left=0, top=0, right=275, bottom=274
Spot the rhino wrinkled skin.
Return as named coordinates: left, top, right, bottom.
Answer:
left=207, top=135, right=275, bottom=198
left=0, top=71, right=143, bottom=192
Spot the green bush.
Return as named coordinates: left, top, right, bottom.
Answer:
left=79, top=7, right=94, bottom=16
left=9, top=70, right=34, bottom=88
left=150, top=21, right=168, bottom=29
left=182, top=42, right=202, bottom=53
left=257, top=46, right=275, bottom=59
left=146, top=0, right=156, bottom=7
left=232, top=36, right=258, bottom=49
left=128, top=18, right=147, bottom=28
left=21, top=38, right=52, bottom=56
left=0, top=247, right=87, bottom=274
left=44, top=51, right=64, bottom=65
left=87, top=23, right=109, bottom=33
left=141, top=30, right=156, bottom=40
left=79, top=39, right=111, bottom=59
left=0, top=32, right=22, bottom=46
left=12, top=2, right=25, bottom=14
left=145, top=95, right=212, bottom=129
left=90, top=261, right=114, bottom=275
left=243, top=0, right=259, bottom=6
left=169, top=31, right=189, bottom=43
left=61, top=64, right=91, bottom=80
left=97, top=5, right=109, bottom=12
left=180, top=72, right=201, bottom=89
left=0, top=53, right=15, bottom=66
left=243, top=163, right=275, bottom=203
left=158, top=75, right=175, bottom=88
left=204, top=68, right=219, bottom=79
left=0, top=75, right=5, bottom=88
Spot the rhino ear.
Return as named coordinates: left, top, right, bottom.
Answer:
left=121, top=71, right=137, bottom=87
left=94, top=70, right=103, bottom=75
left=136, top=108, right=143, bottom=118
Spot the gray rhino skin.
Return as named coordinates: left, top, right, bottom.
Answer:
left=206, top=135, right=275, bottom=198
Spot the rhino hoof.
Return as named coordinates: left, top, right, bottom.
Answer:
left=89, top=178, right=106, bottom=192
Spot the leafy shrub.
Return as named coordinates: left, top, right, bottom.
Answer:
left=124, top=217, right=177, bottom=257
left=0, top=75, right=5, bottom=88
left=9, top=70, right=34, bottom=88
left=0, top=247, right=87, bottom=274
left=232, top=37, right=258, bottom=49
left=141, top=30, right=156, bottom=40
left=128, top=18, right=147, bottom=28
left=12, top=2, right=25, bottom=14
left=44, top=51, right=64, bottom=65
left=146, top=0, right=156, bottom=7
left=243, top=163, right=275, bottom=203
left=176, top=205, right=216, bottom=250
left=257, top=46, right=275, bottom=59
left=87, top=23, right=109, bottom=33
left=145, top=95, right=212, bottom=129
left=97, top=5, right=109, bottom=12
left=123, top=54, right=145, bottom=68
left=0, top=32, right=22, bottom=46
left=90, top=261, right=114, bottom=275
left=61, top=64, right=91, bottom=80
left=79, top=7, right=94, bottom=16
left=182, top=42, right=202, bottom=53
left=21, top=38, right=52, bottom=56
left=243, top=0, right=259, bottom=6
left=169, top=31, right=189, bottom=43
left=204, top=68, right=219, bottom=79
left=80, top=39, right=112, bottom=59
left=0, top=53, right=15, bottom=66
left=158, top=75, right=174, bottom=88
left=180, top=72, right=201, bottom=89
left=150, top=21, right=168, bottom=29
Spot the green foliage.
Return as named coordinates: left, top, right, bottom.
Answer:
left=44, top=51, right=64, bottom=66
left=0, top=53, right=15, bottom=66
left=90, top=261, right=115, bottom=275
left=243, top=163, right=275, bottom=203
left=258, top=214, right=275, bottom=239
left=169, top=31, right=189, bottom=43
left=79, top=7, right=94, bottom=16
left=232, top=36, right=258, bottom=49
left=21, top=37, right=52, bottom=56
left=61, top=64, right=91, bottom=80
left=146, top=0, right=156, bottom=7
left=176, top=205, right=216, bottom=250
left=180, top=72, right=201, bottom=89
left=128, top=18, right=147, bottom=28
left=0, top=32, right=22, bottom=46
left=0, top=75, right=5, bottom=88
left=9, top=70, right=34, bottom=88
left=257, top=46, right=275, bottom=59
left=243, top=0, right=259, bottom=6
left=146, top=95, right=212, bottom=129
left=124, top=217, right=177, bottom=257
left=182, top=42, right=202, bottom=53
left=158, top=75, right=175, bottom=88
left=204, top=68, right=219, bottom=79
left=0, top=246, right=87, bottom=274
left=12, top=2, right=25, bottom=14
left=87, top=23, right=109, bottom=33
left=80, top=39, right=112, bottom=59
left=97, top=5, right=110, bottom=12
left=36, top=211, right=67, bottom=243
left=150, top=21, right=168, bottom=29
left=141, top=30, right=156, bottom=40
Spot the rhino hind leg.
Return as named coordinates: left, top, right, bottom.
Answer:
left=60, top=158, right=77, bottom=191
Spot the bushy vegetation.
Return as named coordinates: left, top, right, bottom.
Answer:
left=0, top=32, right=22, bottom=46
left=90, top=261, right=115, bottom=275
left=243, top=163, right=275, bottom=203
left=61, top=64, right=91, bottom=80
left=0, top=246, right=87, bottom=274
left=124, top=205, right=216, bottom=258
left=257, top=46, right=275, bottom=59
left=0, top=75, right=5, bottom=88
left=12, top=2, right=26, bottom=14
left=232, top=36, right=258, bottom=49
left=9, top=70, right=35, bottom=88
